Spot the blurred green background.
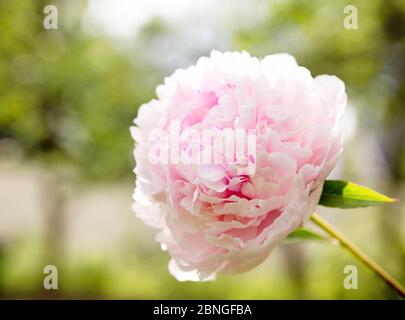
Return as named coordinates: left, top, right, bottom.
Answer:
left=0, top=0, right=404, bottom=299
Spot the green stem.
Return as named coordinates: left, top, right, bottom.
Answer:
left=310, top=212, right=405, bottom=298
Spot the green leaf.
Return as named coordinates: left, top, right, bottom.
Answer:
left=319, top=180, right=398, bottom=208
left=285, top=228, right=329, bottom=243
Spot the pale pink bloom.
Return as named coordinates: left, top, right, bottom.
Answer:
left=131, top=51, right=346, bottom=281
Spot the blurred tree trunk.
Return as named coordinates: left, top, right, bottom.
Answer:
left=39, top=170, right=66, bottom=297
left=378, top=0, right=405, bottom=297
left=282, top=245, right=306, bottom=298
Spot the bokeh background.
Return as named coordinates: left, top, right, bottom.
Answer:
left=0, top=0, right=404, bottom=299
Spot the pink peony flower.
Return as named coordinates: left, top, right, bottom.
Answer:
left=131, top=51, right=346, bottom=281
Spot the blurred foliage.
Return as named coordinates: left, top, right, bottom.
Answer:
left=0, top=0, right=160, bottom=181
left=0, top=0, right=404, bottom=299
left=0, top=237, right=396, bottom=299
